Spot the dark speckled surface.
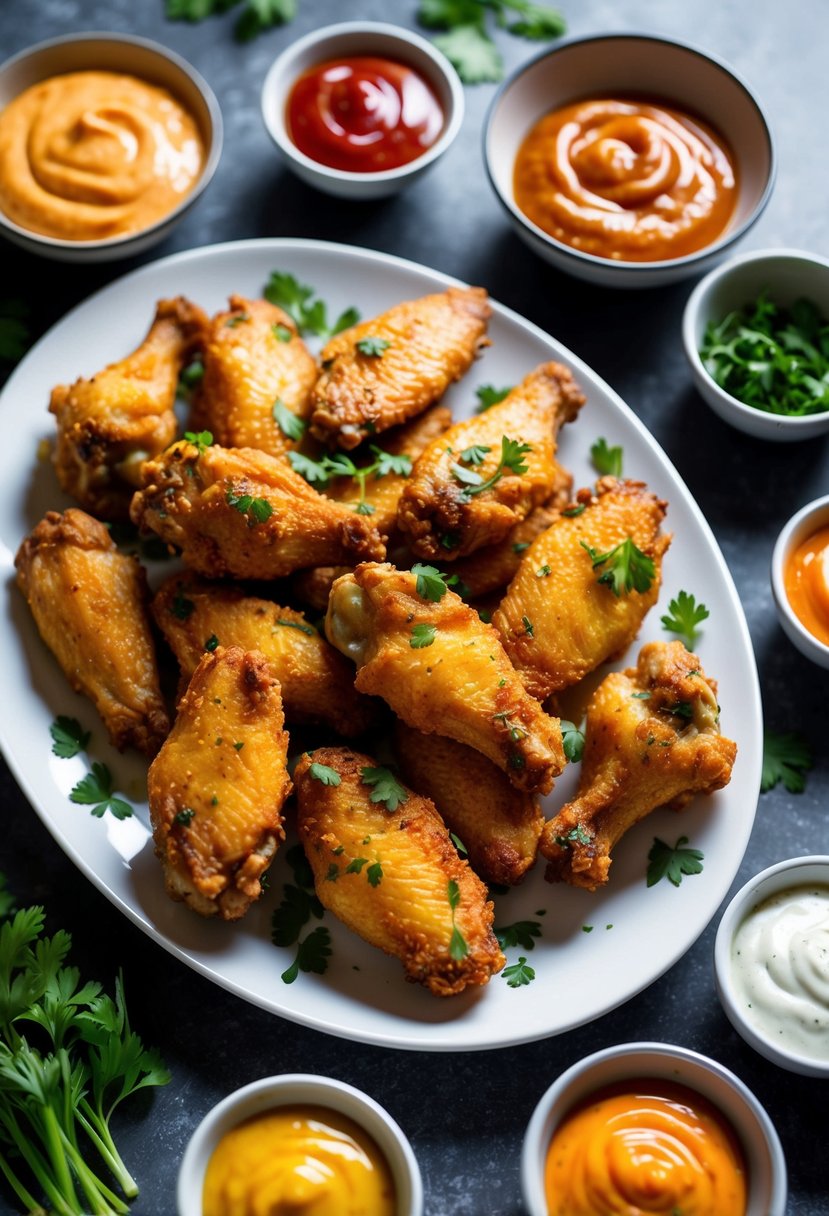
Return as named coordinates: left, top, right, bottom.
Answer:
left=0, top=2, right=827, bottom=1214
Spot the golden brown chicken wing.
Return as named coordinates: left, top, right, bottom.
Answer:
left=493, top=478, right=670, bottom=699
left=130, top=439, right=385, bottom=578
left=148, top=646, right=291, bottom=919
left=393, top=722, right=543, bottom=886
left=447, top=503, right=564, bottom=601
left=15, top=508, right=169, bottom=755
left=396, top=361, right=584, bottom=560
left=50, top=296, right=206, bottom=521
left=310, top=287, right=491, bottom=449
left=188, top=295, right=317, bottom=456
left=539, top=641, right=736, bottom=890
left=325, top=562, right=565, bottom=795
left=294, top=747, right=505, bottom=996
left=151, top=572, right=377, bottom=738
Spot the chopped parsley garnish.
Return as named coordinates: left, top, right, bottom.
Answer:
left=184, top=429, right=213, bottom=454
left=50, top=715, right=90, bottom=760
left=412, top=563, right=452, bottom=602
left=272, top=322, right=293, bottom=342
left=761, top=730, right=813, bottom=793
left=264, top=270, right=359, bottom=337
left=288, top=444, right=411, bottom=513
left=410, top=622, right=437, bottom=648
left=668, top=701, right=694, bottom=722
left=275, top=617, right=315, bottom=636
left=553, top=824, right=592, bottom=848
left=450, top=831, right=468, bottom=857
left=345, top=858, right=368, bottom=875
left=69, top=763, right=133, bottom=820
left=581, top=536, right=655, bottom=597
left=360, top=766, right=408, bottom=812
left=536, top=564, right=551, bottom=577
left=512, top=541, right=530, bottom=553
left=224, top=312, right=249, bottom=327
left=447, top=879, right=468, bottom=961
left=560, top=720, right=585, bottom=763
left=170, top=588, right=195, bottom=620
left=356, top=336, right=391, bottom=357
left=174, top=808, right=195, bottom=826
left=272, top=844, right=324, bottom=951
left=280, top=927, right=332, bottom=984
left=646, top=835, right=704, bottom=888
left=502, top=956, right=535, bottom=987
left=272, top=398, right=306, bottom=441
left=661, top=590, right=710, bottom=649
left=521, top=614, right=534, bottom=637
left=459, top=443, right=490, bottom=465
left=474, top=383, right=512, bottom=412
left=366, top=862, right=383, bottom=888
left=451, top=434, right=532, bottom=498
left=494, top=920, right=541, bottom=951
left=204, top=634, right=220, bottom=652
left=418, top=0, right=566, bottom=84
left=177, top=359, right=204, bottom=396
left=226, top=486, right=273, bottom=526
left=308, top=761, right=342, bottom=787
left=562, top=503, right=585, bottom=517
left=590, top=436, right=623, bottom=477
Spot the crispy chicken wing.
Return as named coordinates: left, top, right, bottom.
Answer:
left=310, top=287, right=491, bottom=449
left=294, top=747, right=504, bottom=996
left=397, top=361, right=584, bottom=560
left=188, top=295, right=317, bottom=456
left=130, top=440, right=385, bottom=578
left=447, top=503, right=564, bottom=601
left=151, top=572, right=377, bottom=738
left=50, top=296, right=206, bottom=521
left=325, top=562, right=565, bottom=794
left=540, top=641, right=736, bottom=890
left=148, top=646, right=290, bottom=919
left=494, top=478, right=670, bottom=699
left=15, top=509, right=168, bottom=755
left=393, top=722, right=543, bottom=886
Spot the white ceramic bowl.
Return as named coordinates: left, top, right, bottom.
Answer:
left=0, top=33, right=222, bottom=263
left=771, top=494, right=829, bottom=667
left=715, top=856, right=829, bottom=1077
left=484, top=33, right=774, bottom=288
left=522, top=1042, right=786, bottom=1216
left=261, top=21, right=464, bottom=199
left=177, top=1073, right=423, bottom=1216
left=683, top=248, right=829, bottom=439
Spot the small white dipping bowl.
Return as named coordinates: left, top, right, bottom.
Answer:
left=484, top=33, right=774, bottom=288
left=0, top=33, right=222, bottom=262
left=715, top=855, right=829, bottom=1077
left=770, top=494, right=829, bottom=667
left=177, top=1073, right=423, bottom=1216
left=261, top=22, right=464, bottom=200
left=683, top=248, right=829, bottom=439
left=522, top=1042, right=786, bottom=1216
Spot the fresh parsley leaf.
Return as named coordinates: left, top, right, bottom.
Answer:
left=345, top=858, right=368, bottom=875
left=360, top=766, right=408, bottom=812
left=553, top=825, right=592, bottom=848
left=447, top=879, right=468, bottom=959
left=433, top=23, right=504, bottom=83
left=272, top=398, right=306, bottom=441
left=170, top=587, right=195, bottom=620
left=646, top=835, right=704, bottom=888
left=275, top=617, right=315, bottom=636
left=69, top=763, right=133, bottom=820
left=560, top=720, right=585, bottom=763
left=235, top=0, right=296, bottom=41
left=264, top=270, right=359, bottom=338
left=272, top=322, right=293, bottom=342
left=410, top=623, right=437, bottom=648
left=761, top=730, right=813, bottom=793
left=495, top=920, right=541, bottom=951
left=502, top=955, right=535, bottom=987
left=453, top=434, right=532, bottom=498
left=504, top=0, right=566, bottom=39
left=50, top=716, right=90, bottom=760
left=366, top=862, right=383, bottom=887
left=184, top=429, right=213, bottom=454
left=522, top=614, right=534, bottom=637
left=205, top=634, right=220, bottom=652
left=271, top=880, right=323, bottom=948
left=226, top=486, right=273, bottom=526
left=356, top=336, right=390, bottom=357
left=581, top=536, right=655, bottom=597
left=412, top=562, right=451, bottom=602
left=288, top=450, right=331, bottom=485
left=371, top=446, right=413, bottom=478
left=590, top=436, right=623, bottom=477
left=562, top=503, right=585, bottom=517
left=459, top=443, right=491, bottom=466
left=661, top=590, right=710, bottom=649
left=450, top=831, right=468, bottom=857
left=280, top=926, right=332, bottom=984
left=475, top=383, right=512, bottom=412
left=174, top=808, right=195, bottom=826
left=309, top=762, right=341, bottom=787
left=177, top=358, right=204, bottom=398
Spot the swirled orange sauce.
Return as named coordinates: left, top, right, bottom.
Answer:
left=202, top=1105, right=396, bottom=1216
left=544, top=1080, right=747, bottom=1216
left=514, top=98, right=737, bottom=262
left=784, top=525, right=829, bottom=646
left=0, top=71, right=205, bottom=241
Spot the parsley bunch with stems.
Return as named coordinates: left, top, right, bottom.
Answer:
left=0, top=887, right=169, bottom=1214
left=288, top=446, right=412, bottom=515
left=263, top=271, right=359, bottom=339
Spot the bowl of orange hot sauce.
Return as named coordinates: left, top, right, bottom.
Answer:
left=772, top=494, right=829, bottom=668
left=522, top=1043, right=787, bottom=1216
left=484, top=33, right=775, bottom=287
left=261, top=22, right=464, bottom=200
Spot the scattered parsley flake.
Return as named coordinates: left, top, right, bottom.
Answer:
left=590, top=436, right=623, bottom=477
left=272, top=322, right=293, bottom=342
left=502, top=956, right=535, bottom=987
left=174, top=808, right=195, bottom=826
left=184, top=429, right=213, bottom=454
left=560, top=721, right=585, bottom=763
left=475, top=383, right=512, bottom=412
left=761, top=730, right=813, bottom=793
left=553, top=825, right=592, bottom=848
left=495, top=920, right=541, bottom=951
left=366, top=862, right=384, bottom=887
left=273, top=398, right=306, bottom=441
left=50, top=716, right=90, bottom=760
left=661, top=590, right=710, bottom=649
left=360, top=766, right=408, bottom=812
left=356, top=336, right=391, bottom=357
left=275, top=617, right=315, bottom=636
left=309, top=761, right=342, bottom=787
left=280, top=926, right=332, bottom=984
left=226, top=486, right=273, bottom=526
left=522, top=614, right=534, bottom=637
left=410, top=622, right=437, bottom=648
left=204, top=634, right=220, bottom=652
left=69, top=762, right=133, bottom=820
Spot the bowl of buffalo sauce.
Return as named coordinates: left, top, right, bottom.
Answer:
left=261, top=22, right=464, bottom=200
left=522, top=1042, right=786, bottom=1216
left=772, top=494, right=829, bottom=668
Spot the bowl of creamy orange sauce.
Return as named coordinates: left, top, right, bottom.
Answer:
left=177, top=1073, right=423, bottom=1216
left=484, top=34, right=774, bottom=287
left=716, top=856, right=829, bottom=1075
left=522, top=1043, right=787, bottom=1216
left=772, top=496, right=829, bottom=668
left=0, top=33, right=222, bottom=261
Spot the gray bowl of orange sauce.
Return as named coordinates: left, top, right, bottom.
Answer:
left=522, top=1042, right=786, bottom=1216
left=483, top=33, right=775, bottom=287
left=0, top=32, right=222, bottom=262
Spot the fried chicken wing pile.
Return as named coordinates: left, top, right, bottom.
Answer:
left=16, top=276, right=738, bottom=1001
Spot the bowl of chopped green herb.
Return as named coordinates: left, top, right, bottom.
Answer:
left=683, top=248, right=829, bottom=439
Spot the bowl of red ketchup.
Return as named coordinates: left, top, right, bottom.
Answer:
left=261, top=22, right=464, bottom=199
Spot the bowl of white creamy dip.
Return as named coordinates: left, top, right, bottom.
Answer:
left=715, top=855, right=829, bottom=1077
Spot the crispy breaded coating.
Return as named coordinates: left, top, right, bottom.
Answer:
left=50, top=296, right=206, bottom=521
left=148, top=647, right=290, bottom=920
left=325, top=562, right=565, bottom=795
left=310, top=287, right=491, bottom=449
left=397, top=361, right=584, bottom=560
left=152, top=572, right=376, bottom=738
left=494, top=478, right=670, bottom=699
left=130, top=439, right=385, bottom=578
left=294, top=747, right=504, bottom=996
left=15, top=508, right=168, bottom=755
left=188, top=295, right=317, bottom=456
left=448, top=502, right=565, bottom=601
left=540, top=641, right=736, bottom=890
left=393, top=722, right=543, bottom=886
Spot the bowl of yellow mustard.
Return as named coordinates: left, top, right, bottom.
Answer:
left=0, top=32, right=222, bottom=262
left=177, top=1073, right=423, bottom=1216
